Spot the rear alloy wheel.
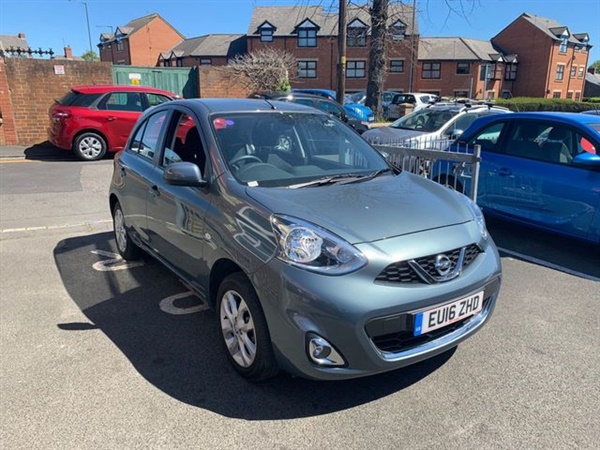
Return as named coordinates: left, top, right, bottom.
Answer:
left=74, top=132, right=107, bottom=161
left=112, top=202, right=141, bottom=261
left=216, top=273, right=278, bottom=381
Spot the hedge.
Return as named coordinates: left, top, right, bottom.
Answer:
left=495, top=97, right=599, bottom=112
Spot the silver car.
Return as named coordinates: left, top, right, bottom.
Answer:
left=109, top=98, right=502, bottom=381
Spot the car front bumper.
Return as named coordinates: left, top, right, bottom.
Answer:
left=251, top=222, right=502, bottom=380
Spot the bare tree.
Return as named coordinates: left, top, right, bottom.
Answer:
left=365, top=0, right=388, bottom=118
left=227, top=48, right=297, bottom=93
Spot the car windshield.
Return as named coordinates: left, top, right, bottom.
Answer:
left=390, top=108, right=459, bottom=132
left=211, top=112, right=390, bottom=187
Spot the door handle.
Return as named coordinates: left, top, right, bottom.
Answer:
left=497, top=168, right=512, bottom=177
left=107, top=116, right=116, bottom=121
left=149, top=185, right=160, bottom=198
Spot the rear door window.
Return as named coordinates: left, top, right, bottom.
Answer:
left=99, top=92, right=144, bottom=112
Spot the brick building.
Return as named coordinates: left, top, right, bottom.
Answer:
left=492, top=13, right=591, bottom=101
left=416, top=37, right=518, bottom=100
left=98, top=13, right=184, bottom=66
left=246, top=4, right=418, bottom=92
left=158, top=34, right=246, bottom=67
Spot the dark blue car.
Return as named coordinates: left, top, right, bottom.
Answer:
left=433, top=112, right=600, bottom=244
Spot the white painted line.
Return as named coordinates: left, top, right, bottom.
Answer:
left=159, top=291, right=209, bottom=315
left=1, top=220, right=112, bottom=234
left=498, top=247, right=600, bottom=282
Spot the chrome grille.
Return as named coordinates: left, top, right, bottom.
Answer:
left=375, top=244, right=481, bottom=284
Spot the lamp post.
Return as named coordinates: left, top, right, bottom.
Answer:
left=69, top=0, right=93, bottom=54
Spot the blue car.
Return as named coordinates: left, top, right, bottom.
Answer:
left=433, top=112, right=600, bottom=244
left=292, top=88, right=374, bottom=123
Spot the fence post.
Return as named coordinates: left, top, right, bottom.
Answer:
left=471, top=144, right=481, bottom=202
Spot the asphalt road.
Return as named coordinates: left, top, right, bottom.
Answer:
left=1, top=146, right=599, bottom=450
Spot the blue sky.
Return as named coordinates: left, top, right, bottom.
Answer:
left=1, top=0, right=599, bottom=63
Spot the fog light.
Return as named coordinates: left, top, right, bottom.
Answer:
left=307, top=335, right=346, bottom=367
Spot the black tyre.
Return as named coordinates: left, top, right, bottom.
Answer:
left=73, top=132, right=107, bottom=161
left=216, top=273, right=279, bottom=381
left=112, top=202, right=141, bottom=261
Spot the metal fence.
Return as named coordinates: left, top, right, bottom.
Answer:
left=373, top=143, right=482, bottom=201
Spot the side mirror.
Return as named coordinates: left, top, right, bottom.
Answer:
left=163, top=162, right=207, bottom=187
left=573, top=152, right=600, bottom=167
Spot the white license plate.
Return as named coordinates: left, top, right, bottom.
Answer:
left=413, top=291, right=484, bottom=336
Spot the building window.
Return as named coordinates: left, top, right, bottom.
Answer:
left=566, top=91, right=573, bottom=99
left=346, top=60, right=366, bottom=78
left=454, top=90, right=469, bottom=98
left=456, top=62, right=470, bottom=75
left=116, top=41, right=124, bottom=52
left=390, top=60, right=404, bottom=73
left=298, top=60, right=317, bottom=78
left=570, top=66, right=577, bottom=77
left=502, top=90, right=512, bottom=99
left=422, top=62, right=441, bottom=79
left=504, top=63, right=517, bottom=80
left=347, top=20, right=367, bottom=47
left=480, top=64, right=493, bottom=81
left=298, top=28, right=317, bottom=47
left=578, top=66, right=584, bottom=77
left=260, top=27, right=273, bottom=42
left=176, top=58, right=183, bottom=67
left=200, top=58, right=212, bottom=65
left=163, top=59, right=171, bottom=67
left=391, top=22, right=406, bottom=41
left=556, top=65, right=565, bottom=81
left=559, top=36, right=568, bottom=53
left=552, top=91, right=561, bottom=99
left=575, top=91, right=581, bottom=101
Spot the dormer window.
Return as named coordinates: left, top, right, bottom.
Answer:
left=258, top=22, right=275, bottom=43
left=559, top=30, right=569, bottom=53
left=347, top=19, right=367, bottom=47
left=391, top=21, right=406, bottom=41
left=297, top=20, right=318, bottom=47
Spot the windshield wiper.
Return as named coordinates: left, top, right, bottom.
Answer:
left=288, top=169, right=391, bottom=189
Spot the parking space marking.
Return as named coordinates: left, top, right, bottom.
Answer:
left=159, top=291, right=209, bottom=315
left=91, top=250, right=145, bottom=271
left=498, top=247, right=600, bottom=282
left=1, top=220, right=112, bottom=234
left=0, top=158, right=35, bottom=164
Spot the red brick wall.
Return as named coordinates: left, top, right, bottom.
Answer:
left=198, top=66, right=252, bottom=99
left=0, top=58, right=112, bottom=145
left=0, top=60, right=17, bottom=145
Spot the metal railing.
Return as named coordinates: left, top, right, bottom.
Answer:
left=373, top=143, right=482, bottom=201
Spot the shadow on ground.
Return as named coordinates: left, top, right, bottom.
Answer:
left=24, top=141, right=115, bottom=162
left=53, top=231, right=454, bottom=420
left=486, top=215, right=600, bottom=280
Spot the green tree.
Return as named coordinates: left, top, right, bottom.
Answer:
left=590, top=60, right=600, bottom=72
left=81, top=50, right=99, bottom=62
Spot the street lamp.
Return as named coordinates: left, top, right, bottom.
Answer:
left=69, top=0, right=93, bottom=54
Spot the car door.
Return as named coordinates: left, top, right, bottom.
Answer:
left=96, top=91, right=145, bottom=150
left=144, top=108, right=212, bottom=293
left=478, top=119, right=600, bottom=239
left=115, top=109, right=170, bottom=244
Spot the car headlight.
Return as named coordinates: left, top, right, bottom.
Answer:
left=271, top=215, right=367, bottom=275
left=460, top=195, right=488, bottom=240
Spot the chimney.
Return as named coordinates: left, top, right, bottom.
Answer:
left=17, top=33, right=26, bottom=39
left=64, top=46, right=73, bottom=59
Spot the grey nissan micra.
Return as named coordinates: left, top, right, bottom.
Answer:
left=109, top=98, right=502, bottom=381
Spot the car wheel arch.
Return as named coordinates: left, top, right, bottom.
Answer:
left=209, top=259, right=246, bottom=309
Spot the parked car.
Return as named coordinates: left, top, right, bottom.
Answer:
left=292, top=88, right=375, bottom=124
left=348, top=90, right=400, bottom=108
left=249, top=92, right=368, bottom=133
left=433, top=112, right=600, bottom=244
left=49, top=85, right=178, bottom=161
left=385, top=93, right=439, bottom=120
left=109, top=98, right=502, bottom=381
left=363, top=102, right=511, bottom=149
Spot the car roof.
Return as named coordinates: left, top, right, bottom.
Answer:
left=71, top=85, right=177, bottom=96
left=167, top=98, right=323, bottom=114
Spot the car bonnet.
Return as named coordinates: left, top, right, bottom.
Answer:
left=245, top=172, right=473, bottom=244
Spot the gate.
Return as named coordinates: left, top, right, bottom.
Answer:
left=373, top=144, right=482, bottom=201
left=112, top=66, right=199, bottom=98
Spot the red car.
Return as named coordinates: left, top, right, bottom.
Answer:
left=49, top=85, right=178, bottom=161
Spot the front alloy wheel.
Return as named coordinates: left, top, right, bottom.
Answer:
left=216, top=273, right=278, bottom=381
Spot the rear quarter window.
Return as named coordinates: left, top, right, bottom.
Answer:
left=56, top=91, right=101, bottom=107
